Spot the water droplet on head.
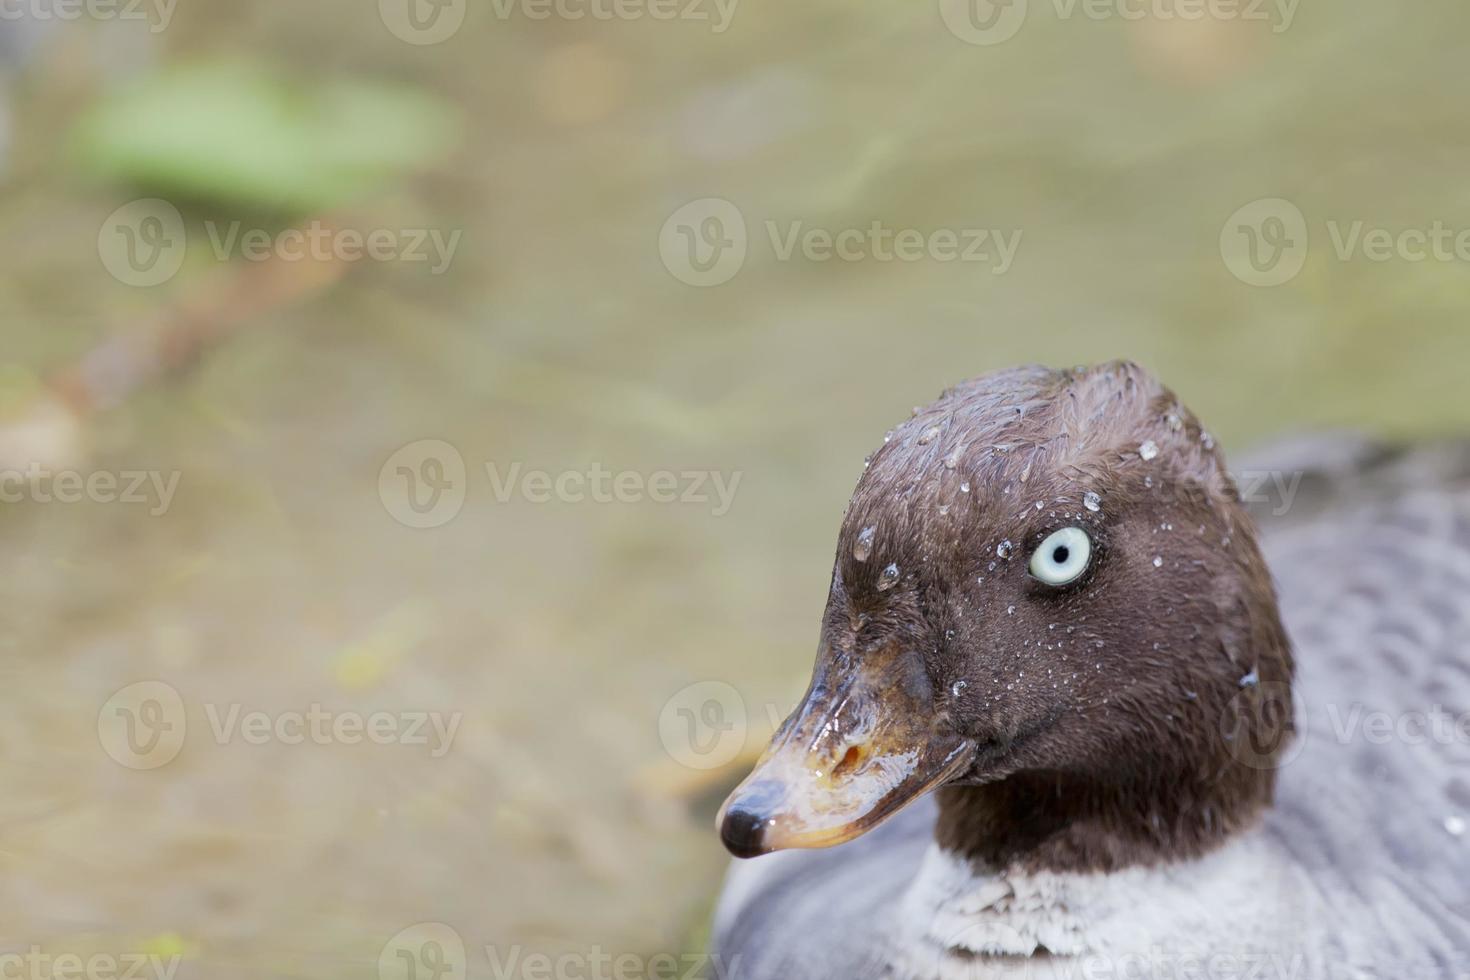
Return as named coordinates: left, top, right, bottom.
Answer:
left=1006, top=605, right=1015, bottom=615
left=1139, top=440, right=1159, bottom=461
left=853, top=525, right=876, bottom=562
left=884, top=429, right=895, bottom=444
left=1201, top=431, right=1215, bottom=450
left=1238, top=666, right=1260, bottom=688
left=1083, top=491, right=1101, bottom=512
left=960, top=481, right=971, bottom=493
left=951, top=680, right=967, bottom=697
left=944, top=444, right=963, bottom=469
left=938, top=504, right=951, bottom=516
left=877, top=563, right=900, bottom=592
left=1152, top=555, right=1163, bottom=568
left=1165, top=411, right=1182, bottom=432
left=918, top=426, right=940, bottom=445
left=996, top=540, right=1013, bottom=559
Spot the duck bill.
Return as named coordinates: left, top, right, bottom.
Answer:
left=717, top=645, right=975, bottom=858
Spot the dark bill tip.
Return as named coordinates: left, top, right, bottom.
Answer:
left=719, top=804, right=771, bottom=859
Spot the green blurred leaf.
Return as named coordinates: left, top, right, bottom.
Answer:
left=71, top=61, right=460, bottom=213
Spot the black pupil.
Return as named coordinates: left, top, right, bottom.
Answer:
left=1052, top=545, right=1070, bottom=564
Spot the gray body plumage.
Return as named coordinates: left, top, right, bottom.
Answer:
left=710, top=438, right=1470, bottom=979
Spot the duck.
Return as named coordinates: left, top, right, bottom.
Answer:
left=708, top=361, right=1470, bottom=980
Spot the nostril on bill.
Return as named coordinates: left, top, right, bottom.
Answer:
left=831, top=744, right=865, bottom=778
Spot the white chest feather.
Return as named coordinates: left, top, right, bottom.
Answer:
left=888, top=836, right=1315, bottom=980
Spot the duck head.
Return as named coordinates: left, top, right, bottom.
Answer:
left=719, top=362, right=1294, bottom=868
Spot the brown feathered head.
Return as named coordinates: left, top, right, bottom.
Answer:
left=720, top=362, right=1293, bottom=869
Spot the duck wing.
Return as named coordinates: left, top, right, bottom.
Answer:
left=1246, top=434, right=1470, bottom=974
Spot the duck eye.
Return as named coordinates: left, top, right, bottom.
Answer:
left=1028, top=527, right=1092, bottom=586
